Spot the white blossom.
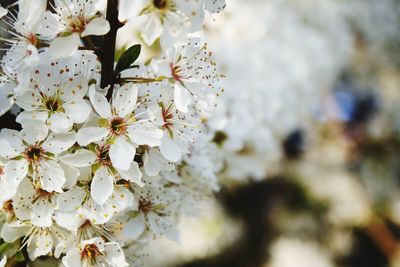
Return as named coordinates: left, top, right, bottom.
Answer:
left=12, top=179, right=58, bottom=228
left=148, top=82, right=201, bottom=161
left=123, top=175, right=181, bottom=241
left=40, top=0, right=110, bottom=58
left=55, top=182, right=135, bottom=227
left=0, top=128, right=76, bottom=193
left=77, top=84, right=163, bottom=170
left=62, top=237, right=128, bottom=267
left=136, top=0, right=226, bottom=46
left=0, top=0, right=226, bottom=264
left=0, top=0, right=46, bottom=72
left=151, top=38, right=222, bottom=113
left=16, top=72, right=91, bottom=133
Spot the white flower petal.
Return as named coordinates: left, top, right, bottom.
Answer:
left=76, top=127, right=109, bottom=146
left=48, top=33, right=80, bottom=58
left=128, top=122, right=163, bottom=147
left=0, top=178, right=19, bottom=203
left=109, top=187, right=135, bottom=212
left=60, top=75, right=88, bottom=101
left=174, top=82, right=192, bottom=113
left=0, top=83, right=14, bottom=116
left=42, top=131, right=76, bottom=154
left=47, top=112, right=73, bottom=133
left=175, top=0, right=203, bottom=32
left=13, top=179, right=35, bottom=221
left=204, top=0, right=226, bottom=13
left=149, top=104, right=165, bottom=127
left=16, top=110, right=48, bottom=123
left=160, top=134, right=181, bottom=162
left=17, top=0, right=46, bottom=31
left=89, top=85, right=112, bottom=119
left=31, top=64, right=58, bottom=96
left=60, top=163, right=80, bottom=189
left=82, top=198, right=114, bottom=224
left=4, top=160, right=28, bottom=188
left=143, top=151, right=160, bottom=177
left=0, top=6, right=8, bottom=18
left=110, top=138, right=135, bottom=171
left=29, top=231, right=53, bottom=259
left=62, top=247, right=81, bottom=267
left=112, top=83, right=138, bottom=118
left=147, top=212, right=180, bottom=241
left=38, top=160, right=65, bottom=193
left=91, top=166, right=114, bottom=205
left=23, top=44, right=39, bottom=66
left=31, top=199, right=53, bottom=227
left=0, top=129, right=24, bottom=158
left=59, top=149, right=97, bottom=167
left=20, top=119, right=49, bottom=145
left=123, top=215, right=146, bottom=240
left=38, top=11, right=62, bottom=37
left=77, top=166, right=91, bottom=183
left=104, top=242, right=128, bottom=267
left=160, top=170, right=182, bottom=184
left=54, top=239, right=68, bottom=259
left=117, top=161, right=144, bottom=187
left=57, top=187, right=86, bottom=212
left=1, top=221, right=30, bottom=243
left=15, top=89, right=42, bottom=111
left=63, top=99, right=92, bottom=124
left=140, top=14, right=163, bottom=45
left=147, top=212, right=163, bottom=236
left=0, top=256, right=6, bottom=267
left=82, top=17, right=110, bottom=37
left=54, top=210, right=84, bottom=232
left=143, top=148, right=172, bottom=177
left=151, top=59, right=172, bottom=77
left=83, top=237, right=105, bottom=251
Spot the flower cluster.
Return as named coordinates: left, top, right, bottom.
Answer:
left=134, top=0, right=225, bottom=46
left=0, top=0, right=225, bottom=265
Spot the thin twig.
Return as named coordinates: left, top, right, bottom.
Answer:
left=84, top=36, right=99, bottom=52
left=118, top=76, right=167, bottom=84
left=78, top=46, right=100, bottom=52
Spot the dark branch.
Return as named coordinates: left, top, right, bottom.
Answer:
left=101, top=0, right=123, bottom=99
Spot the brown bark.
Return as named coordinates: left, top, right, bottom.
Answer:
left=100, top=0, right=123, bottom=99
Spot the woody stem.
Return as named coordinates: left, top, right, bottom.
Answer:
left=101, top=0, right=123, bottom=99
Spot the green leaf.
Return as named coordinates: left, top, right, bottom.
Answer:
left=115, top=45, right=128, bottom=61
left=114, top=44, right=141, bottom=74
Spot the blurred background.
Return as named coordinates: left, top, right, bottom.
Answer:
left=127, top=0, right=400, bottom=266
